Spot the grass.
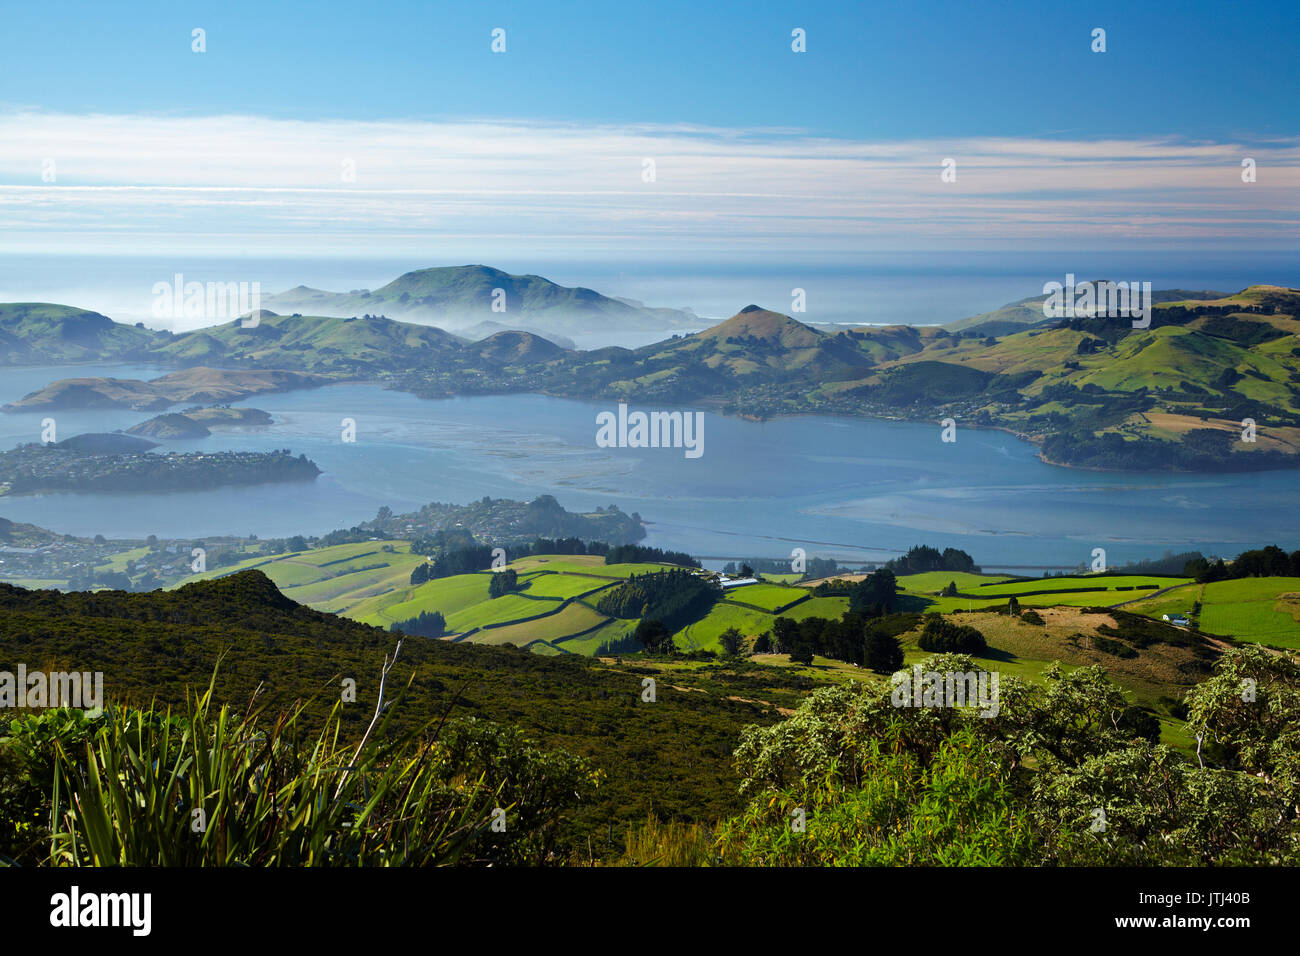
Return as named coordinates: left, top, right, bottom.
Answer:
left=912, top=607, right=1215, bottom=707
left=351, top=573, right=494, bottom=628
left=911, top=574, right=1192, bottom=614
left=675, top=603, right=775, bottom=653
left=1197, top=577, right=1300, bottom=647
left=1124, top=576, right=1300, bottom=647
left=468, top=602, right=609, bottom=647
left=26, top=678, right=497, bottom=866
left=92, top=546, right=151, bottom=574
left=560, top=618, right=640, bottom=655
left=505, top=557, right=674, bottom=579
left=969, top=574, right=1189, bottom=597
left=721, top=583, right=809, bottom=612
left=174, top=541, right=425, bottom=618
left=0, top=577, right=67, bottom=590
left=335, top=557, right=680, bottom=645
left=782, top=596, right=851, bottom=620
left=896, top=571, right=1015, bottom=593
left=445, top=593, right=564, bottom=633
left=520, top=572, right=615, bottom=600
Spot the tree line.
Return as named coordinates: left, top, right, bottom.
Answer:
left=1185, top=544, right=1300, bottom=582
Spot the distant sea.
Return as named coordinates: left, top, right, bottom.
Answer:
left=2, top=250, right=1297, bottom=347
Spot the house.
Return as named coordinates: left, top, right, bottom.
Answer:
left=1163, top=614, right=1192, bottom=627
left=718, top=576, right=759, bottom=589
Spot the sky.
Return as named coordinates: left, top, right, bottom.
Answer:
left=0, top=0, right=1296, bottom=262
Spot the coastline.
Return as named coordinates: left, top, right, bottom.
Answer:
left=6, top=359, right=1300, bottom=477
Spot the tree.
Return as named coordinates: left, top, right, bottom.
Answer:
left=739, top=564, right=755, bottom=579
left=753, top=631, right=772, bottom=654
left=771, top=617, right=800, bottom=655
left=788, top=642, right=814, bottom=665
left=1007, top=595, right=1020, bottom=616
left=850, top=568, right=897, bottom=615
left=941, top=581, right=958, bottom=597
left=489, top=568, right=519, bottom=598
left=390, top=610, right=446, bottom=638
left=719, top=627, right=744, bottom=656
left=287, top=535, right=308, bottom=552
left=634, top=618, right=674, bottom=654
left=863, top=629, right=904, bottom=674
left=917, top=614, right=986, bottom=654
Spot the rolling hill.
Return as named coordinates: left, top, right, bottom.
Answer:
left=946, top=286, right=1232, bottom=333
left=2, top=367, right=331, bottom=412
left=264, top=264, right=698, bottom=335
left=0, top=302, right=162, bottom=365
left=0, top=569, right=825, bottom=853
left=149, top=311, right=468, bottom=373
left=5, top=282, right=1300, bottom=472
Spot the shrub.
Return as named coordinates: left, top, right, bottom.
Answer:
left=917, top=614, right=987, bottom=654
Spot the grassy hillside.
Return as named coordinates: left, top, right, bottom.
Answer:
left=1124, top=576, right=1300, bottom=648
left=946, top=287, right=1230, bottom=333
left=149, top=311, right=466, bottom=373
left=0, top=570, right=829, bottom=855
left=175, top=543, right=1293, bottom=656
left=172, top=546, right=678, bottom=652
left=0, top=302, right=161, bottom=365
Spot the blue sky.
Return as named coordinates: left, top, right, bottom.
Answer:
left=0, top=0, right=1295, bottom=261
left=3, top=0, right=1296, bottom=138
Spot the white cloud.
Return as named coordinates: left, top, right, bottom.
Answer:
left=0, top=111, right=1296, bottom=254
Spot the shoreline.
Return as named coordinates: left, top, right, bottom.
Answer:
left=6, top=361, right=1300, bottom=477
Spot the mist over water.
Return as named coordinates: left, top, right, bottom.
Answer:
left=2, top=250, right=1296, bottom=338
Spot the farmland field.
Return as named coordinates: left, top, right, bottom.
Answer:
left=721, top=583, right=809, bottom=612
left=172, top=541, right=425, bottom=617
left=521, top=572, right=615, bottom=600
left=466, top=601, right=609, bottom=646
left=896, top=571, right=1015, bottom=593
left=1124, top=577, right=1300, bottom=646
left=1198, top=577, right=1300, bottom=646
left=675, top=603, right=775, bottom=652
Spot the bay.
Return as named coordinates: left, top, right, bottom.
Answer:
left=0, top=364, right=1296, bottom=572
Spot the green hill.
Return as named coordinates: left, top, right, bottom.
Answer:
left=264, top=264, right=697, bottom=335
left=150, top=311, right=467, bottom=373
left=946, top=286, right=1232, bottom=333
left=0, top=302, right=162, bottom=365
left=0, top=569, right=826, bottom=855
left=6, top=282, right=1300, bottom=472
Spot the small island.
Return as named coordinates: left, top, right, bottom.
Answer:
left=0, top=436, right=320, bottom=495
left=126, top=405, right=274, bottom=439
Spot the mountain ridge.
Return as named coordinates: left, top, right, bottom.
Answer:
left=264, top=264, right=698, bottom=336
